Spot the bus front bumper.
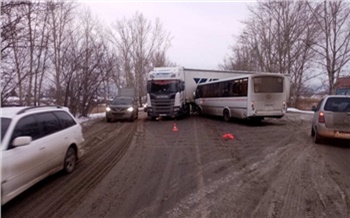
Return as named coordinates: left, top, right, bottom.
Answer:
left=253, top=110, right=285, bottom=118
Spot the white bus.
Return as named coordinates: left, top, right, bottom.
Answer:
left=194, top=73, right=289, bottom=121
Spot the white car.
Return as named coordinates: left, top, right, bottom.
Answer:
left=1, top=106, right=85, bottom=205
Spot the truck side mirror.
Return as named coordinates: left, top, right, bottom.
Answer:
left=180, top=82, right=185, bottom=91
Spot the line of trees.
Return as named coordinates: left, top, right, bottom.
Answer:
left=221, top=1, right=350, bottom=106
left=1, top=1, right=174, bottom=116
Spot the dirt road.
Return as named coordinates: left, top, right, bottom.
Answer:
left=2, top=112, right=350, bottom=218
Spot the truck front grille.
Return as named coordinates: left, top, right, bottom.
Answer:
left=151, top=99, right=175, bottom=114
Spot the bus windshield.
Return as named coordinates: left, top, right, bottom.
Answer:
left=253, top=76, right=284, bottom=93
left=148, top=80, right=179, bottom=94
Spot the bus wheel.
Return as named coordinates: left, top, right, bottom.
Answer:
left=223, top=109, right=230, bottom=122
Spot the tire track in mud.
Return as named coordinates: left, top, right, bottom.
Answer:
left=133, top=120, right=197, bottom=218
left=2, top=120, right=136, bottom=218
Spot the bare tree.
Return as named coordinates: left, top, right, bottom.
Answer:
left=223, top=1, right=319, bottom=106
left=47, top=0, right=76, bottom=105
left=308, top=0, right=350, bottom=94
left=108, top=12, right=172, bottom=106
left=1, top=1, right=30, bottom=105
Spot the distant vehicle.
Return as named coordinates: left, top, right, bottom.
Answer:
left=1, top=106, right=85, bottom=205
left=106, top=96, right=138, bottom=122
left=311, top=95, right=350, bottom=143
left=194, top=73, right=289, bottom=122
left=146, top=67, right=260, bottom=120
left=143, top=103, right=148, bottom=112
left=335, top=76, right=350, bottom=95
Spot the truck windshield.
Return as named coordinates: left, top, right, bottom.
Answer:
left=148, top=80, right=179, bottom=93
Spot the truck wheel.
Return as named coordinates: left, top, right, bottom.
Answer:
left=223, top=109, right=230, bottom=122
left=185, top=104, right=190, bottom=116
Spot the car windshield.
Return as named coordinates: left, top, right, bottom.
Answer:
left=324, top=97, right=350, bottom=112
left=147, top=80, right=179, bottom=94
left=1, top=118, right=11, bottom=142
left=112, top=98, right=133, bottom=105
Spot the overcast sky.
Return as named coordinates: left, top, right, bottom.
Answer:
left=82, top=1, right=254, bottom=70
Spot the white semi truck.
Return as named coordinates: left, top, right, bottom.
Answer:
left=146, top=67, right=256, bottom=119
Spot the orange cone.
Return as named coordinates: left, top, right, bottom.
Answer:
left=173, top=123, right=178, bottom=132
left=222, top=133, right=234, bottom=140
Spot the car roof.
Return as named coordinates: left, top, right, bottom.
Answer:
left=1, top=106, right=70, bottom=119
left=325, top=95, right=350, bottom=98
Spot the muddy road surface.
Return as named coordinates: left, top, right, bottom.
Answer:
left=2, top=112, right=350, bottom=218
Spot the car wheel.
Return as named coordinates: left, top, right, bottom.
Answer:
left=311, top=127, right=315, bottom=137
left=313, top=128, right=322, bottom=144
left=223, top=109, right=230, bottom=122
left=197, top=107, right=202, bottom=115
left=106, top=117, right=112, bottom=123
left=64, top=147, right=76, bottom=174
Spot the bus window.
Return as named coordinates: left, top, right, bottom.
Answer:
left=254, top=76, right=283, bottom=93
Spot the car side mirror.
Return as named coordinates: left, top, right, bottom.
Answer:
left=12, top=136, right=32, bottom=147
left=311, top=105, right=317, bottom=112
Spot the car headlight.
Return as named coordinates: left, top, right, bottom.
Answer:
left=106, top=107, right=111, bottom=112
left=127, top=107, right=134, bottom=112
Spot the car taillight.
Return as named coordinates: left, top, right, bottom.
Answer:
left=318, top=112, right=325, bottom=123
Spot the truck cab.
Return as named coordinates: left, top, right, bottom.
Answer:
left=146, top=68, right=187, bottom=120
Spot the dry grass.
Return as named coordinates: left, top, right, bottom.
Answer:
left=90, top=104, right=107, bottom=114
left=295, top=98, right=320, bottom=110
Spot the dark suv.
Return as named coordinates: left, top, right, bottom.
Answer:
left=105, top=97, right=138, bottom=122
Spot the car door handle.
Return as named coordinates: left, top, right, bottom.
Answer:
left=40, top=147, right=45, bottom=150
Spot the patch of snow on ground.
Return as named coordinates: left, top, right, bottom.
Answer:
left=76, top=112, right=105, bottom=124
left=287, top=108, right=314, bottom=114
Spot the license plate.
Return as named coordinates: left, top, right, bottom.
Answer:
left=159, top=114, right=167, bottom=117
left=336, top=131, right=350, bottom=136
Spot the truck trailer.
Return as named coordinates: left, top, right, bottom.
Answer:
left=145, top=67, right=259, bottom=120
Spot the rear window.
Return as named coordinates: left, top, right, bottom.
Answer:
left=324, top=97, right=350, bottom=112
left=254, top=76, right=284, bottom=93
left=54, top=111, right=76, bottom=129
left=1, top=118, right=11, bottom=142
